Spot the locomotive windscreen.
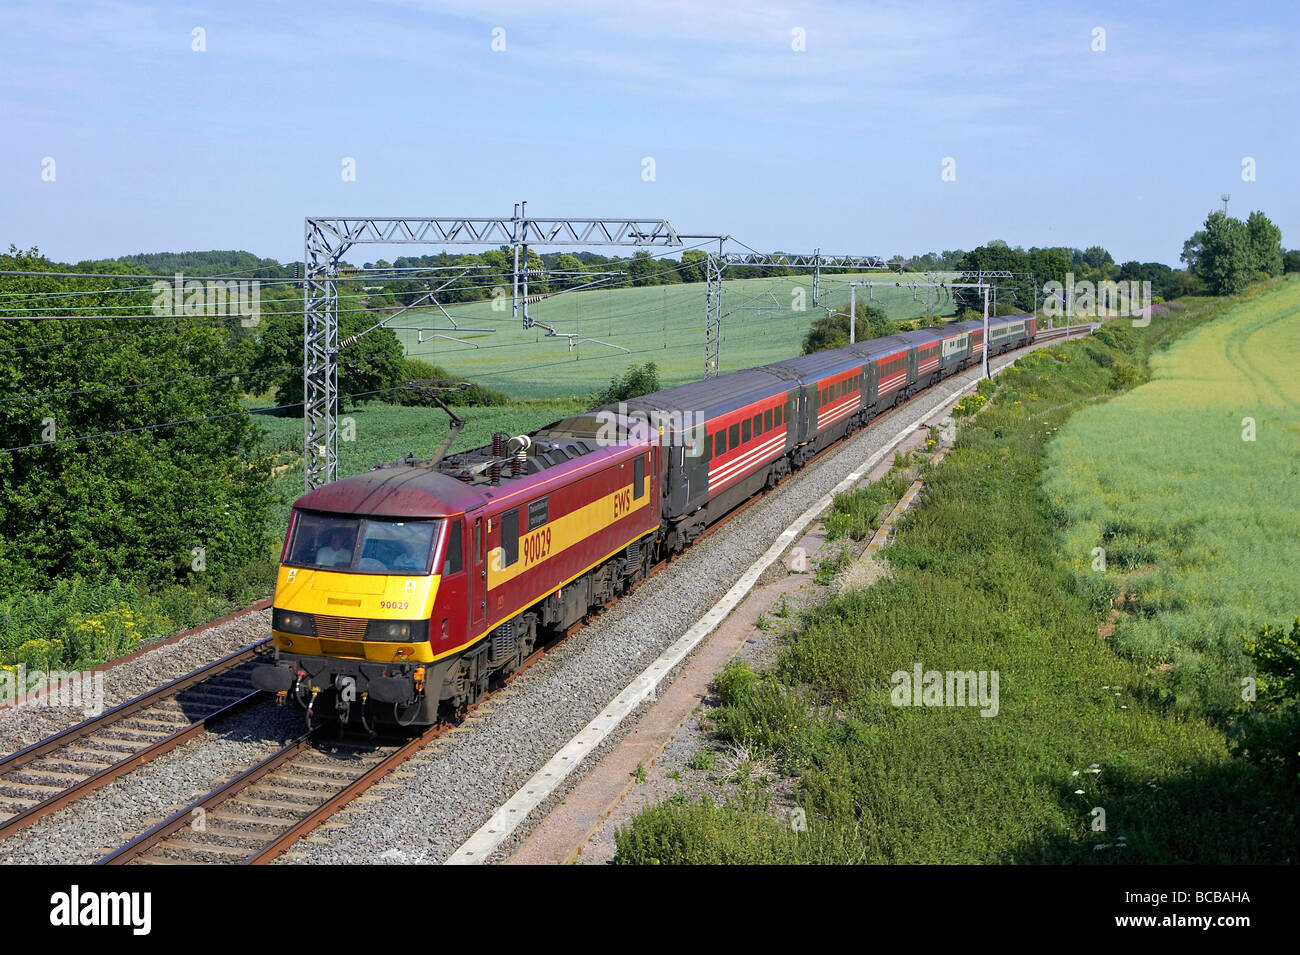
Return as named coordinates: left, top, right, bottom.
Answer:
left=285, top=511, right=440, bottom=575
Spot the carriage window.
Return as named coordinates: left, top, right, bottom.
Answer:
left=634, top=456, right=645, bottom=499
left=752, top=414, right=761, bottom=435
left=442, top=520, right=462, bottom=575
left=729, top=423, right=740, bottom=448
left=742, top=418, right=751, bottom=443
left=715, top=431, right=726, bottom=456
left=501, top=508, right=519, bottom=567
left=775, top=404, right=782, bottom=426
left=764, top=409, right=773, bottom=431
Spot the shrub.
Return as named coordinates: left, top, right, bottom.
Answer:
left=952, top=392, right=987, bottom=417
left=714, top=661, right=758, bottom=707
left=614, top=794, right=794, bottom=864
left=393, top=358, right=510, bottom=407
left=592, top=361, right=661, bottom=404
left=1235, top=620, right=1300, bottom=780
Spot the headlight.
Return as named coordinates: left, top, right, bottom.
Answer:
left=365, top=619, right=429, bottom=642
left=273, top=609, right=316, bottom=635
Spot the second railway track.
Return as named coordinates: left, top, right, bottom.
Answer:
left=0, top=639, right=271, bottom=841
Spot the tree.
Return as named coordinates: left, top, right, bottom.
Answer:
left=802, top=301, right=891, bottom=354
left=952, top=244, right=1033, bottom=314
left=253, top=310, right=405, bottom=409
left=593, top=361, right=661, bottom=403
left=1180, top=230, right=1207, bottom=272
left=1163, top=270, right=1205, bottom=299
left=0, top=247, right=272, bottom=592
left=680, top=249, right=707, bottom=283
left=1246, top=211, right=1284, bottom=277
left=1081, top=245, right=1114, bottom=270
left=1195, top=211, right=1256, bottom=295
left=1117, top=261, right=1176, bottom=299
left=1028, top=247, right=1071, bottom=289
left=1284, top=250, right=1300, bottom=274
left=552, top=253, right=584, bottom=291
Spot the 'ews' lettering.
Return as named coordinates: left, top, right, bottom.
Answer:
left=613, top=487, right=633, bottom=519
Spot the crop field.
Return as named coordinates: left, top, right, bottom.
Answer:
left=1043, top=276, right=1300, bottom=716
left=391, top=272, right=958, bottom=400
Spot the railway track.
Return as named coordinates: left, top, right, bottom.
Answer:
left=0, top=640, right=271, bottom=841
left=97, top=640, right=559, bottom=865
left=97, top=730, right=428, bottom=864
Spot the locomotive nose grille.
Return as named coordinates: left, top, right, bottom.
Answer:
left=318, top=639, right=364, bottom=657
left=313, top=614, right=367, bottom=641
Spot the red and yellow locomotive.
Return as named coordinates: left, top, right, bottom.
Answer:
left=252, top=424, right=660, bottom=726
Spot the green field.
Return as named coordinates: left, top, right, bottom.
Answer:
left=392, top=272, right=957, bottom=400
left=1043, top=276, right=1300, bottom=715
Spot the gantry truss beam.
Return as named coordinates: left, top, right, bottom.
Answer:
left=714, top=252, right=890, bottom=270
left=306, top=216, right=681, bottom=248
left=304, top=205, right=680, bottom=489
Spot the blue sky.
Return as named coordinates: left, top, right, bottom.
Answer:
left=2, top=0, right=1296, bottom=266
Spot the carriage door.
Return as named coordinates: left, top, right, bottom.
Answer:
left=472, top=516, right=486, bottom=630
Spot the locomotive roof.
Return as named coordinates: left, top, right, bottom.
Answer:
left=295, top=465, right=490, bottom=519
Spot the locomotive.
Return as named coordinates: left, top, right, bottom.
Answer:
left=252, top=313, right=1036, bottom=726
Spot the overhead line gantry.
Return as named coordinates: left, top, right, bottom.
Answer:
left=303, top=203, right=681, bottom=488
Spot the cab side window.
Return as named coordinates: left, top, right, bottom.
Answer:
left=443, top=520, right=463, bottom=575
left=501, top=508, right=519, bottom=567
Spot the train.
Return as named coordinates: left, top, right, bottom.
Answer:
left=251, top=312, right=1037, bottom=727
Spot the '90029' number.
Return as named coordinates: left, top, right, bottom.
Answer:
left=523, top=527, right=551, bottom=565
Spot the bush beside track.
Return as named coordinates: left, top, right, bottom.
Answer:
left=614, top=290, right=1300, bottom=864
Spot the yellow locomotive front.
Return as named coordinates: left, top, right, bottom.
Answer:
left=251, top=466, right=490, bottom=729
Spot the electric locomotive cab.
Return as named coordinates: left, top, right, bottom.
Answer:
left=251, top=468, right=484, bottom=728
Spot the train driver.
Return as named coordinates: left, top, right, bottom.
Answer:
left=315, top=527, right=353, bottom=567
